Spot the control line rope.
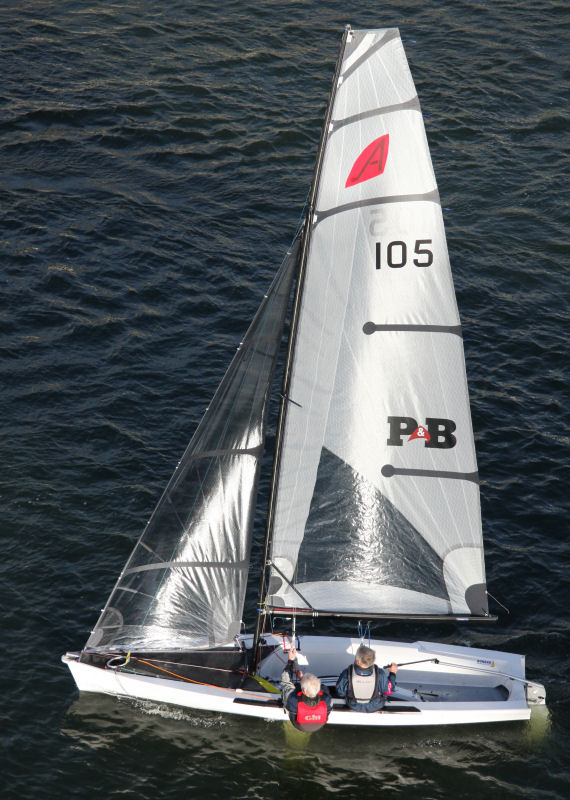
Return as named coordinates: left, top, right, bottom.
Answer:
left=129, top=657, right=271, bottom=700
left=134, top=656, right=236, bottom=674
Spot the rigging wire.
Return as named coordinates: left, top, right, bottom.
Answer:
left=486, top=590, right=510, bottom=614
left=124, top=657, right=274, bottom=699
left=357, top=620, right=372, bottom=647
left=294, top=190, right=310, bottom=237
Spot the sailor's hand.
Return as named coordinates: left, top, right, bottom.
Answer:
left=288, top=646, right=297, bottom=661
left=389, top=662, right=398, bottom=674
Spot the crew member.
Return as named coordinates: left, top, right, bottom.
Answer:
left=336, top=644, right=398, bottom=712
left=280, top=646, right=332, bottom=731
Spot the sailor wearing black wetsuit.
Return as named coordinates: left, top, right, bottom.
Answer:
left=336, top=644, right=398, bottom=712
left=280, top=646, right=332, bottom=732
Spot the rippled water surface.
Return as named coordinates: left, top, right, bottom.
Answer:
left=1, top=1, right=568, bottom=798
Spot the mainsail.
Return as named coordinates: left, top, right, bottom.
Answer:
left=265, top=28, right=489, bottom=619
left=87, top=240, right=298, bottom=651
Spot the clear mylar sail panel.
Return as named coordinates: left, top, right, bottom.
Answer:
left=87, top=239, right=298, bottom=651
left=266, top=28, right=489, bottom=619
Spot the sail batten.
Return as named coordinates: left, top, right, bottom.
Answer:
left=363, top=324, right=462, bottom=335
left=264, top=27, right=489, bottom=621
left=123, top=561, right=250, bottom=575
left=382, top=466, right=480, bottom=483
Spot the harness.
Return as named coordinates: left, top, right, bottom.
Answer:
left=347, top=664, right=380, bottom=704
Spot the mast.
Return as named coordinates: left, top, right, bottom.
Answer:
left=252, top=26, right=352, bottom=666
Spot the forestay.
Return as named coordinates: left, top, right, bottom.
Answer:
left=87, top=240, right=298, bottom=652
left=266, top=28, right=489, bottom=619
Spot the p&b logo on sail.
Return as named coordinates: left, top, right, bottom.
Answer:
left=387, top=416, right=457, bottom=449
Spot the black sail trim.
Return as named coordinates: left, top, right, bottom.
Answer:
left=330, top=96, right=421, bottom=133
left=314, top=189, right=440, bottom=226
left=341, top=28, right=399, bottom=82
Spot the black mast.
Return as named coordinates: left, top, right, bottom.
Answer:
left=251, top=25, right=352, bottom=668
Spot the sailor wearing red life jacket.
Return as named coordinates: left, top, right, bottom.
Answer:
left=280, top=647, right=332, bottom=732
left=336, top=644, right=398, bottom=712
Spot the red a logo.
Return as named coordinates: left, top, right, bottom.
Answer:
left=345, top=134, right=389, bottom=188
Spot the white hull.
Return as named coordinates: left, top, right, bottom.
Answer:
left=63, top=634, right=545, bottom=727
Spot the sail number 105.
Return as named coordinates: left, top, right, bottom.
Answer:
left=375, top=239, right=433, bottom=269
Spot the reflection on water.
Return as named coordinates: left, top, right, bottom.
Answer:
left=62, top=691, right=552, bottom=796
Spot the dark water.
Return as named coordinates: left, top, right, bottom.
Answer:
left=2, top=1, right=568, bottom=798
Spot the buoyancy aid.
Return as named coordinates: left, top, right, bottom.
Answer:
left=347, top=664, right=380, bottom=703
left=294, top=691, right=329, bottom=730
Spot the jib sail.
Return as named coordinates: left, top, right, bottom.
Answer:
left=87, top=240, right=298, bottom=651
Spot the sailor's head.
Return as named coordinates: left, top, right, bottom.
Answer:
left=300, top=672, right=321, bottom=698
left=354, top=644, right=376, bottom=669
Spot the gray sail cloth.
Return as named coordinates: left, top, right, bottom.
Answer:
left=266, top=29, right=489, bottom=617
left=87, top=240, right=299, bottom=651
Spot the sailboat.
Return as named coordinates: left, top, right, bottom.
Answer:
left=63, top=26, right=546, bottom=727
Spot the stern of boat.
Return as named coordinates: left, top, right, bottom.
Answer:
left=525, top=681, right=546, bottom=706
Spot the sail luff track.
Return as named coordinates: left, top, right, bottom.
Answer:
left=252, top=26, right=352, bottom=662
